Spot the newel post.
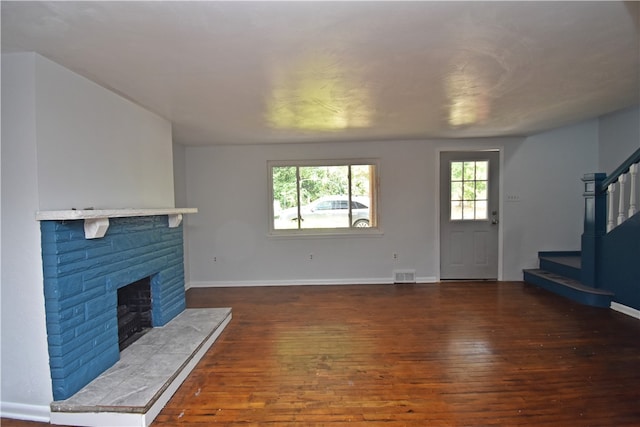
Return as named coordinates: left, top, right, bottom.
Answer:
left=581, top=173, right=607, bottom=287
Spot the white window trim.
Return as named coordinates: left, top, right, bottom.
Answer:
left=267, top=158, right=382, bottom=237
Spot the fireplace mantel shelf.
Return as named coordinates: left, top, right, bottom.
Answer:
left=36, top=207, right=197, bottom=221
left=36, top=208, right=197, bottom=239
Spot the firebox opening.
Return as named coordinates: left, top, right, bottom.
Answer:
left=117, top=277, right=152, bottom=351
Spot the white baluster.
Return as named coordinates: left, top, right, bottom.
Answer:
left=607, top=183, right=617, bottom=232
left=628, top=163, right=638, bottom=218
left=617, top=174, right=627, bottom=225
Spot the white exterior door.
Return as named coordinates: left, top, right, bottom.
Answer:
left=440, top=151, right=499, bottom=279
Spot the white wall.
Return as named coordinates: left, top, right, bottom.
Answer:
left=34, top=55, right=175, bottom=210
left=173, top=143, right=191, bottom=284
left=185, top=119, right=598, bottom=286
left=0, top=53, right=176, bottom=421
left=187, top=140, right=445, bottom=286
left=502, top=120, right=599, bottom=279
left=598, top=106, right=640, bottom=174
left=1, top=53, right=52, bottom=422
left=173, top=144, right=188, bottom=208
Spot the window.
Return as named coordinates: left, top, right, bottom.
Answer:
left=450, top=160, right=488, bottom=220
left=270, top=160, right=378, bottom=233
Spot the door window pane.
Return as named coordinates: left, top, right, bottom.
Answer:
left=450, top=160, right=489, bottom=221
left=451, top=182, right=463, bottom=201
left=463, top=162, right=476, bottom=180
left=475, top=200, right=488, bottom=220
left=476, top=162, right=488, bottom=180
left=451, top=201, right=463, bottom=220
left=475, top=181, right=488, bottom=199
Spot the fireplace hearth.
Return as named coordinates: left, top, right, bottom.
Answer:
left=50, top=308, right=233, bottom=427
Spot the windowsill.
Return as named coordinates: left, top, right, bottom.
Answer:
left=267, top=228, right=384, bottom=239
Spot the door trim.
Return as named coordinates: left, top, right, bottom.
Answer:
left=436, top=147, right=504, bottom=281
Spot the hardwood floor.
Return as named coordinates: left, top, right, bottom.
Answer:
left=3, top=282, right=640, bottom=426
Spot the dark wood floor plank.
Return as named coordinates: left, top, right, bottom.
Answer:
left=3, top=282, right=640, bottom=426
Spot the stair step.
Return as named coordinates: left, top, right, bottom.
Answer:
left=539, top=255, right=581, bottom=269
left=523, top=269, right=613, bottom=308
left=538, top=251, right=582, bottom=281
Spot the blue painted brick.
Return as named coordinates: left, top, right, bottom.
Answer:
left=155, top=265, right=179, bottom=282
left=105, top=272, right=131, bottom=291
left=56, top=251, right=87, bottom=265
left=47, top=231, right=72, bottom=243
left=41, top=242, right=60, bottom=256
left=84, top=293, right=114, bottom=319
left=155, top=299, right=185, bottom=326
left=128, top=260, right=166, bottom=281
left=42, top=258, right=61, bottom=278
left=50, top=337, right=93, bottom=361
left=43, top=276, right=82, bottom=298
left=83, top=277, right=107, bottom=292
left=43, top=278, right=60, bottom=299
left=45, top=286, right=105, bottom=313
left=53, top=221, right=78, bottom=231
left=69, top=228, right=86, bottom=240
left=50, top=366, right=72, bottom=382
left=163, top=298, right=185, bottom=320
left=81, top=263, right=118, bottom=281
left=161, top=233, right=182, bottom=243
left=47, top=310, right=84, bottom=336
left=111, top=216, right=156, bottom=229
left=53, top=344, right=118, bottom=400
left=47, top=319, right=91, bottom=357
left=55, top=328, right=113, bottom=374
left=56, top=261, right=94, bottom=277
left=40, top=221, right=56, bottom=231
left=59, top=278, right=83, bottom=299
left=79, top=336, right=117, bottom=367
left=84, top=243, right=114, bottom=258
left=45, top=305, right=84, bottom=325
left=49, top=354, right=80, bottom=372
left=157, top=279, right=184, bottom=301
left=42, top=254, right=60, bottom=269
left=54, top=239, right=99, bottom=256
left=47, top=328, right=75, bottom=347
left=42, top=216, right=186, bottom=400
left=112, top=233, right=157, bottom=251
left=142, top=250, right=171, bottom=265
left=75, top=310, right=115, bottom=338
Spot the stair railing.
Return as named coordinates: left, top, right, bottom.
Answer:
left=581, top=147, right=640, bottom=287
left=601, top=147, right=640, bottom=232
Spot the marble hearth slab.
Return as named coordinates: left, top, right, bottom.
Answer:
left=50, top=308, right=232, bottom=427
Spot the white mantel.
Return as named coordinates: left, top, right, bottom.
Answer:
left=35, top=208, right=197, bottom=239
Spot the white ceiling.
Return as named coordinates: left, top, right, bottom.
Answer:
left=2, top=1, right=639, bottom=146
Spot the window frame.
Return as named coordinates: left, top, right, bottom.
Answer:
left=268, top=158, right=381, bottom=237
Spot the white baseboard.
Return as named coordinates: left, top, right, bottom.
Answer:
left=0, top=401, right=51, bottom=423
left=610, top=302, right=640, bottom=320
left=189, top=276, right=437, bottom=288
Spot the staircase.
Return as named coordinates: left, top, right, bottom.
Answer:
left=524, top=147, right=640, bottom=309
left=524, top=252, right=613, bottom=308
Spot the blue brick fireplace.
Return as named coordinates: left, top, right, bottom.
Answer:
left=40, top=215, right=186, bottom=401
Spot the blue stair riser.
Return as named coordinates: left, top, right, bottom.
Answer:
left=539, top=258, right=582, bottom=281
left=523, top=270, right=612, bottom=308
